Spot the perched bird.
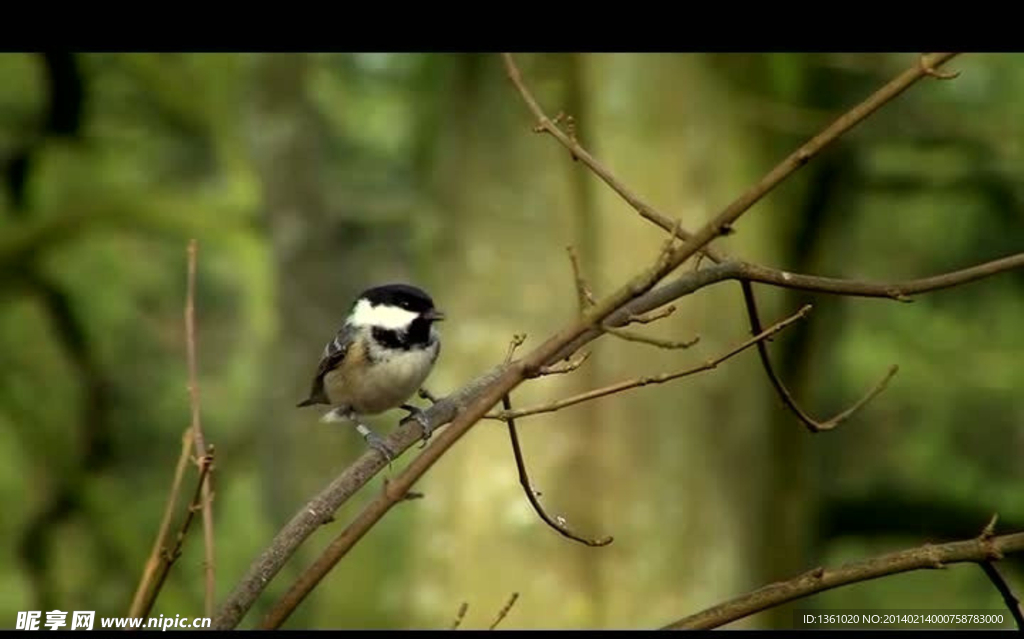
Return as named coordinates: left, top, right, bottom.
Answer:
left=297, top=283, right=444, bottom=460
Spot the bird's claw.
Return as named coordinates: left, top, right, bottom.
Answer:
left=354, top=423, right=395, bottom=465
left=364, top=431, right=396, bottom=464
left=400, top=404, right=434, bottom=447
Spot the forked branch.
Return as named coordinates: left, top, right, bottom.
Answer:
left=492, top=304, right=812, bottom=421
left=739, top=282, right=897, bottom=432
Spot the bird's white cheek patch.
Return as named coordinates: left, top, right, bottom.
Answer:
left=350, top=299, right=420, bottom=330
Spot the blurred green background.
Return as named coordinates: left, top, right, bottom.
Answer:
left=1, top=52, right=1022, bottom=630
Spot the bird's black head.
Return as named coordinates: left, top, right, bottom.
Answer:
left=361, top=283, right=436, bottom=313
left=351, top=283, right=445, bottom=330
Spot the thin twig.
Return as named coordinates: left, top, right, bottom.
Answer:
left=567, top=246, right=596, bottom=314
left=506, top=333, right=527, bottom=363
left=504, top=55, right=724, bottom=264
left=662, top=529, right=1024, bottom=630
left=919, top=53, right=961, bottom=79
left=489, top=592, right=520, bottom=630
left=980, top=562, right=1024, bottom=629
left=505, top=52, right=960, bottom=273
left=978, top=514, right=1024, bottom=629
left=501, top=338, right=610, bottom=546
left=535, top=351, right=591, bottom=376
left=185, top=239, right=216, bottom=617
left=450, top=602, right=469, bottom=630
left=623, top=305, right=676, bottom=325
left=740, top=281, right=897, bottom=432
left=493, top=305, right=812, bottom=421
left=503, top=394, right=613, bottom=547
left=734, top=255, right=1024, bottom=300
left=603, top=327, right=700, bottom=350
left=127, top=429, right=195, bottom=618
left=135, top=449, right=214, bottom=621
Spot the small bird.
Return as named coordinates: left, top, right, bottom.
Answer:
left=296, top=283, right=445, bottom=460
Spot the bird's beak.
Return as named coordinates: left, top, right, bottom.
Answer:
left=425, top=309, right=446, bottom=322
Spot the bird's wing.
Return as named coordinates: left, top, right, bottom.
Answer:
left=296, top=325, right=353, bottom=407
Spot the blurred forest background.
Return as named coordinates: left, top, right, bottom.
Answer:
left=1, top=52, right=1022, bottom=630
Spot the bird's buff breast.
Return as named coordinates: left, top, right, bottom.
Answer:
left=323, top=343, right=436, bottom=415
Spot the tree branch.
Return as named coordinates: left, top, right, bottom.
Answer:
left=128, top=430, right=195, bottom=618
left=185, top=239, right=216, bottom=617
left=980, top=562, right=1024, bottom=630
left=503, top=393, right=613, bottom=546
left=662, top=530, right=1024, bottom=629
left=140, top=450, right=213, bottom=620
left=979, top=514, right=1024, bottom=630
left=740, top=281, right=897, bottom=432
left=491, top=304, right=812, bottom=421
left=734, top=254, right=1024, bottom=300
left=488, top=592, right=520, bottom=630
left=450, top=602, right=469, bottom=630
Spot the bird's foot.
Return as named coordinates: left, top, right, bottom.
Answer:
left=400, top=404, right=434, bottom=448
left=354, top=423, right=396, bottom=466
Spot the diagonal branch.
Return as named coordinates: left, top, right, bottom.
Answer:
left=980, top=562, right=1024, bottom=630
left=662, top=528, right=1024, bottom=629
left=127, top=430, right=195, bottom=618
left=128, top=438, right=213, bottom=621
left=489, top=592, right=520, bottom=630
left=739, top=281, right=897, bottom=432
left=978, top=514, right=1024, bottom=629
left=568, top=239, right=698, bottom=349
left=493, top=304, right=812, bottom=421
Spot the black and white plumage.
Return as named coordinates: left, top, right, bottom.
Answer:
left=297, top=283, right=444, bottom=459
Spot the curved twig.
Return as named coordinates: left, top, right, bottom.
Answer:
left=493, top=305, right=812, bottom=421
left=503, top=394, right=613, bottom=547
left=739, top=281, right=897, bottom=432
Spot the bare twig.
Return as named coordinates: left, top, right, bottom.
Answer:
left=185, top=239, right=216, bottom=617
left=919, top=53, right=961, bottom=79
left=567, top=246, right=596, bottom=313
left=535, top=351, right=591, bottom=376
left=623, top=305, right=677, bottom=325
left=978, top=514, right=1024, bottom=629
left=506, top=333, right=527, bottom=363
left=450, top=602, right=469, bottom=630
left=501, top=337, right=609, bottom=544
left=569, top=238, right=696, bottom=350
left=494, top=305, right=811, bottom=421
left=733, top=255, right=1024, bottom=300
left=740, top=282, right=897, bottom=432
left=663, top=529, right=1024, bottom=630
left=134, top=448, right=213, bottom=621
left=489, top=592, right=520, bottom=630
left=980, top=562, right=1024, bottom=630
left=503, top=52, right=961, bottom=269
left=603, top=327, right=700, bottom=350
left=127, top=429, right=195, bottom=618
left=504, top=55, right=723, bottom=264
left=503, top=394, right=613, bottom=547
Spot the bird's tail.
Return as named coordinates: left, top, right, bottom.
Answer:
left=296, top=397, right=317, bottom=408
